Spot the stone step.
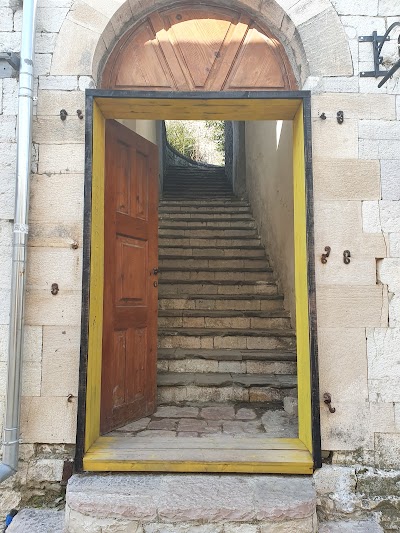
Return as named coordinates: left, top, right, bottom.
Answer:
left=159, top=212, right=254, bottom=220
left=162, top=194, right=235, bottom=199
left=159, top=219, right=256, bottom=228
left=159, top=227, right=258, bottom=238
left=159, top=199, right=249, bottom=206
left=159, top=257, right=269, bottom=269
left=157, top=372, right=297, bottom=403
left=158, top=246, right=266, bottom=258
left=159, top=294, right=285, bottom=312
left=158, top=314, right=291, bottom=330
left=159, top=205, right=251, bottom=214
left=66, top=473, right=316, bottom=533
left=159, top=236, right=262, bottom=247
left=157, top=328, right=296, bottom=350
left=7, top=509, right=64, bottom=533
left=159, top=280, right=278, bottom=296
left=159, top=270, right=273, bottom=282
left=158, top=348, right=296, bottom=362
left=157, top=356, right=296, bottom=375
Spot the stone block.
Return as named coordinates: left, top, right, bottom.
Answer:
left=360, top=139, right=400, bottom=159
left=2, top=78, right=18, bottom=115
left=36, top=90, right=85, bottom=116
left=379, top=0, right=400, bottom=15
left=341, top=15, right=385, bottom=37
left=7, top=509, right=65, bottom=533
left=38, top=144, right=85, bottom=174
left=369, top=378, right=400, bottom=402
left=389, top=233, right=400, bottom=257
left=316, top=285, right=388, bottom=328
left=20, top=396, right=77, bottom=443
left=286, top=0, right=330, bottom=26
left=331, top=0, right=378, bottom=15
left=298, top=9, right=353, bottom=76
left=367, top=327, right=400, bottom=380
left=224, top=525, right=258, bottom=533
left=0, top=172, right=15, bottom=219
left=359, top=119, right=400, bottom=140
left=33, top=116, right=85, bottom=144
left=41, top=326, right=80, bottom=396
left=369, top=402, right=396, bottom=432
left=388, top=293, right=400, bottom=327
left=377, top=258, right=400, bottom=290
left=26, top=247, right=82, bottom=290
left=51, top=19, right=102, bottom=76
left=35, top=32, right=58, bottom=54
left=39, top=75, right=79, bottom=91
left=311, top=93, right=396, bottom=121
left=29, top=173, right=84, bottom=224
left=14, top=7, right=69, bottom=33
left=24, top=289, right=82, bottom=326
left=26, top=458, right=64, bottom=483
left=201, top=406, right=235, bottom=420
left=34, top=53, right=52, bottom=77
left=381, top=160, right=400, bottom=200
left=363, top=201, right=400, bottom=233
left=316, top=255, right=377, bottom=286
left=0, top=7, right=13, bottom=31
left=319, top=520, right=383, bottom=532
left=0, top=31, right=21, bottom=52
left=312, top=119, right=358, bottom=159
left=78, top=76, right=96, bottom=90
left=0, top=245, right=11, bottom=289
left=321, top=401, right=374, bottom=451
left=375, top=433, right=400, bottom=469
left=397, top=95, right=400, bottom=120
left=315, top=200, right=387, bottom=257
left=313, top=158, right=380, bottom=200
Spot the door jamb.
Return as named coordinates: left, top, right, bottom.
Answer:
left=75, top=90, right=321, bottom=473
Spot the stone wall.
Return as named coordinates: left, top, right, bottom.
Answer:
left=244, top=121, right=296, bottom=323
left=0, top=0, right=399, bottom=526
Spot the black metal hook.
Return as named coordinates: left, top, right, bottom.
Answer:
left=323, top=393, right=336, bottom=413
left=343, top=250, right=351, bottom=264
left=321, top=246, right=331, bottom=264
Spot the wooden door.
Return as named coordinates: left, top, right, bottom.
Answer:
left=101, top=120, right=159, bottom=434
left=101, top=5, right=297, bottom=91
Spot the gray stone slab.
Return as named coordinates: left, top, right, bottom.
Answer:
left=67, top=474, right=316, bottom=523
left=319, top=520, right=384, bottom=532
left=7, top=509, right=65, bottom=533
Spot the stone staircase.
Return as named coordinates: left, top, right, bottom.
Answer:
left=157, top=165, right=297, bottom=411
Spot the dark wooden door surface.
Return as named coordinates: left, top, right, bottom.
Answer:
left=101, top=120, right=159, bottom=434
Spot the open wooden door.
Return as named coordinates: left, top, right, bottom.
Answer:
left=100, top=120, right=159, bottom=434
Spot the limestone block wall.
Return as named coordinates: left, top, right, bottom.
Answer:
left=0, top=0, right=398, bottom=520
left=244, top=121, right=296, bottom=323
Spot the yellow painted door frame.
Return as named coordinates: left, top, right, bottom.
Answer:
left=76, top=92, right=321, bottom=475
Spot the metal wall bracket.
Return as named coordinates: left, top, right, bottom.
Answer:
left=359, top=31, right=390, bottom=78
left=0, top=52, right=20, bottom=78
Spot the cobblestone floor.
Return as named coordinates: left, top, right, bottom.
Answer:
left=107, top=403, right=298, bottom=438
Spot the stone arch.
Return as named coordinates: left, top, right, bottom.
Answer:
left=50, top=0, right=353, bottom=86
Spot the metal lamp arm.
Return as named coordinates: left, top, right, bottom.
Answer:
left=378, top=57, right=400, bottom=88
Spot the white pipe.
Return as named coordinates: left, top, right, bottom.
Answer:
left=0, top=0, right=37, bottom=483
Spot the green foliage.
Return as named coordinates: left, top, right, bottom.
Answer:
left=205, top=120, right=225, bottom=157
left=165, top=121, right=198, bottom=160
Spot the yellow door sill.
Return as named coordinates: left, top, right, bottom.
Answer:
left=83, top=436, right=313, bottom=474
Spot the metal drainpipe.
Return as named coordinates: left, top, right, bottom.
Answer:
left=0, top=0, right=37, bottom=483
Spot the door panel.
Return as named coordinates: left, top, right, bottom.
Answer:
left=101, top=120, right=158, bottom=434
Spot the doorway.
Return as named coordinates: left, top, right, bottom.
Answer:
left=76, top=92, right=320, bottom=475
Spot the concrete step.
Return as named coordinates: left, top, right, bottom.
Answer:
left=157, top=328, right=296, bottom=350
left=159, top=219, right=256, bottom=228
left=159, top=294, right=285, bottom=312
left=158, top=246, right=266, bottom=258
left=159, top=236, right=262, bottom=247
left=158, top=280, right=278, bottom=296
left=7, top=509, right=65, bottom=533
left=159, top=257, right=269, bottom=269
left=66, top=473, right=316, bottom=533
left=157, top=372, right=297, bottom=403
left=159, top=270, right=273, bottom=282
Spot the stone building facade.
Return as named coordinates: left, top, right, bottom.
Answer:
left=0, top=0, right=400, bottom=530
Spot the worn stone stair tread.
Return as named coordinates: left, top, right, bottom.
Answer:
left=160, top=293, right=283, bottom=300
left=157, top=372, right=297, bottom=388
left=159, top=244, right=263, bottom=250
left=158, top=309, right=289, bottom=318
left=319, top=520, right=384, bottom=532
left=159, top=234, right=260, bottom=240
left=160, top=268, right=272, bottom=274
left=160, top=279, right=276, bottom=286
left=6, top=509, right=65, bottom=533
left=67, top=473, right=315, bottom=523
left=158, top=348, right=296, bottom=361
left=158, top=328, right=295, bottom=337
